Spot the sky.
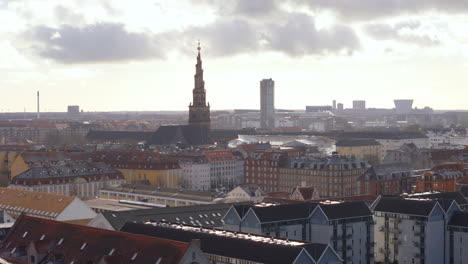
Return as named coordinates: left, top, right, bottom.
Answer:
left=1, top=0, right=468, bottom=112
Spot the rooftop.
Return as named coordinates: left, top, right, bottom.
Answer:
left=100, top=202, right=252, bottom=230
left=0, top=187, right=75, bottom=218
left=0, top=215, right=190, bottom=264
left=121, top=222, right=333, bottom=264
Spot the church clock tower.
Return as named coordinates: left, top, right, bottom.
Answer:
left=189, top=41, right=210, bottom=127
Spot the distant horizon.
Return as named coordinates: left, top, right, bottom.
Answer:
left=2, top=1, right=468, bottom=112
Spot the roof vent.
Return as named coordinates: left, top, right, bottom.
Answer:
left=131, top=253, right=138, bottom=261
left=80, top=242, right=87, bottom=250
left=57, top=238, right=64, bottom=245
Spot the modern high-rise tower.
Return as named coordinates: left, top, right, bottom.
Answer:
left=189, top=42, right=210, bottom=128
left=260, top=78, right=275, bottom=129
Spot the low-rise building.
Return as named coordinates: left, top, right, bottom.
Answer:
left=356, top=163, right=415, bottom=196
left=90, top=151, right=183, bottom=188
left=9, top=162, right=125, bottom=199
left=244, top=150, right=289, bottom=192
left=415, top=168, right=464, bottom=193
left=225, top=185, right=265, bottom=203
left=336, top=139, right=383, bottom=165
left=122, top=222, right=343, bottom=264
left=204, top=150, right=242, bottom=191
left=0, top=215, right=208, bottom=264
left=88, top=202, right=251, bottom=231
left=99, top=184, right=215, bottom=207
left=170, top=154, right=211, bottom=191
left=277, top=154, right=369, bottom=197
left=0, top=187, right=96, bottom=221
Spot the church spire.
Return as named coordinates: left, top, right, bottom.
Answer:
left=189, top=41, right=210, bottom=127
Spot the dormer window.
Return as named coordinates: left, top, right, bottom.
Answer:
left=108, top=248, right=115, bottom=256
left=57, top=238, right=64, bottom=245
left=80, top=242, right=87, bottom=250
left=40, top=235, right=45, bottom=241
left=131, top=253, right=138, bottom=261
left=22, top=231, right=28, bottom=238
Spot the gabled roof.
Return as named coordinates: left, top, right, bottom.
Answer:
left=372, top=197, right=438, bottom=217
left=358, top=162, right=413, bottom=181
left=0, top=187, right=75, bottom=218
left=0, top=215, right=190, bottom=264
left=121, top=222, right=331, bottom=264
left=319, top=201, right=373, bottom=220
left=101, top=202, right=252, bottom=230
left=291, top=186, right=316, bottom=200
left=238, top=185, right=263, bottom=196
left=250, top=203, right=318, bottom=223
left=448, top=211, right=468, bottom=228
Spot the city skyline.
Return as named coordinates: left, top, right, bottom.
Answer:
left=2, top=0, right=468, bottom=112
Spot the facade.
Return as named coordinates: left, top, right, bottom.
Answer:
left=0, top=187, right=96, bottom=221
left=223, top=201, right=373, bottom=264
left=90, top=151, right=183, bottom=188
left=447, top=211, right=468, bottom=264
left=175, top=155, right=211, bottom=191
left=277, top=155, right=369, bottom=197
left=189, top=42, right=210, bottom=128
left=371, top=196, right=454, bottom=264
left=244, top=150, right=290, bottom=192
left=383, top=143, right=433, bottom=170
left=204, top=150, right=242, bottom=190
left=122, top=221, right=343, bottom=264
left=335, top=139, right=383, bottom=165
left=99, top=184, right=214, bottom=207
left=0, top=215, right=208, bottom=264
left=9, top=162, right=125, bottom=199
left=260, top=78, right=275, bottom=130
left=415, top=168, right=464, bottom=193
left=356, top=163, right=415, bottom=196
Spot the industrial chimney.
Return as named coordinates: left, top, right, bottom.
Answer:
left=37, top=91, right=40, bottom=119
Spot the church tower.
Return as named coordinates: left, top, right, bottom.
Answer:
left=189, top=41, right=210, bottom=127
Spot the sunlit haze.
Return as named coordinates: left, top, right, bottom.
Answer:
left=2, top=0, right=468, bottom=112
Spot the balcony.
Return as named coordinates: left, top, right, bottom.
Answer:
left=379, top=226, right=401, bottom=234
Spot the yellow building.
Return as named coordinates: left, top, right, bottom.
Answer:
left=90, top=151, right=182, bottom=189
left=0, top=150, right=22, bottom=186
left=335, top=139, right=383, bottom=165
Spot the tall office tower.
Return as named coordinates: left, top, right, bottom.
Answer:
left=353, top=100, right=366, bottom=110
left=337, top=103, right=344, bottom=111
left=260, top=78, right=275, bottom=130
left=332, top=100, right=336, bottom=109
left=189, top=41, right=210, bottom=128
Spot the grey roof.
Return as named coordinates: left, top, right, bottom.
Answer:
left=461, top=186, right=468, bottom=197
left=358, top=163, right=413, bottom=181
left=86, top=130, right=153, bottom=141
left=14, top=162, right=119, bottom=180
left=252, top=203, right=319, bottom=223
left=448, top=211, right=468, bottom=228
left=149, top=124, right=212, bottom=145
left=101, top=184, right=214, bottom=203
left=319, top=202, right=373, bottom=220
left=121, top=222, right=332, bottom=264
left=102, top=202, right=252, bottom=230
left=373, top=197, right=438, bottom=217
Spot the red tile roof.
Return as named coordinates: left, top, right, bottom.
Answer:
left=0, top=215, right=190, bottom=264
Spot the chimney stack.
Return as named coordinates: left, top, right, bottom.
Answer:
left=37, top=91, right=40, bottom=119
